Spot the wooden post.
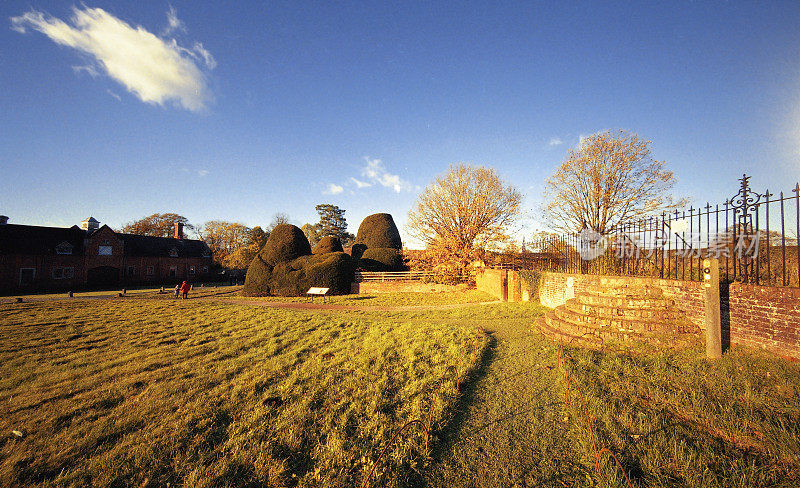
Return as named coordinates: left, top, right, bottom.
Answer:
left=703, top=258, right=722, bottom=359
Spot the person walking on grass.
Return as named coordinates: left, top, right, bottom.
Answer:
left=173, top=283, right=180, bottom=299
left=179, top=280, right=190, bottom=299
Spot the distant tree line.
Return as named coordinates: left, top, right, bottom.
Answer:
left=119, top=205, right=354, bottom=270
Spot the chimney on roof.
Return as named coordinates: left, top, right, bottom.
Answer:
left=174, top=222, right=184, bottom=239
left=0, top=216, right=7, bottom=225
left=81, top=217, right=99, bottom=232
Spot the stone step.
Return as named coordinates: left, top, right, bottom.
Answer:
left=554, top=306, right=678, bottom=334
left=565, top=298, right=681, bottom=321
left=575, top=291, right=674, bottom=310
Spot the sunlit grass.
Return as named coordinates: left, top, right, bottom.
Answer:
left=0, top=299, right=488, bottom=487
left=223, top=289, right=496, bottom=307
left=560, top=343, right=800, bottom=487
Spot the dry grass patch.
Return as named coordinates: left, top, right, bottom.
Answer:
left=0, top=299, right=487, bottom=487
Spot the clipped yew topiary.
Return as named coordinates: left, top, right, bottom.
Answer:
left=360, top=247, right=404, bottom=271
left=354, top=213, right=402, bottom=250
left=243, top=224, right=354, bottom=296
left=260, top=252, right=354, bottom=296
left=260, top=224, right=312, bottom=266
left=313, top=235, right=344, bottom=254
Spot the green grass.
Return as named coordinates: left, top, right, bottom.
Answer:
left=222, top=289, right=496, bottom=307
left=0, top=284, right=241, bottom=302
left=0, top=299, right=488, bottom=487
left=1, top=295, right=798, bottom=487
left=559, top=343, right=800, bottom=487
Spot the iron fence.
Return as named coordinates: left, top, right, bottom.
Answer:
left=522, top=175, right=800, bottom=287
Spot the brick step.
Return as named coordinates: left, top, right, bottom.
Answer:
left=575, top=291, right=674, bottom=310
left=541, top=311, right=697, bottom=347
left=554, top=307, right=679, bottom=334
left=543, top=311, right=657, bottom=343
left=536, top=316, right=603, bottom=347
left=583, top=283, right=664, bottom=298
left=565, top=298, right=681, bottom=321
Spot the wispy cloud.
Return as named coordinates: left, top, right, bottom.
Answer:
left=323, top=183, right=344, bottom=195
left=361, top=157, right=411, bottom=193
left=106, top=89, right=121, bottom=101
left=548, top=137, right=564, bottom=146
left=197, top=169, right=209, bottom=177
left=11, top=7, right=214, bottom=111
left=72, top=64, right=99, bottom=77
left=162, top=5, right=186, bottom=36
left=350, top=177, right=372, bottom=188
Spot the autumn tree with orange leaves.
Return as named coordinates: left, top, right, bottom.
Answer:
left=543, top=130, right=685, bottom=234
left=408, top=164, right=521, bottom=273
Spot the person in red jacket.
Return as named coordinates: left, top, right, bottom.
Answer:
left=179, top=280, right=190, bottom=299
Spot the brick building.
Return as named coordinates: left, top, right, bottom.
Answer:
left=0, top=216, right=213, bottom=294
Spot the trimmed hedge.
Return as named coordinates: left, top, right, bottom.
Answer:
left=243, top=252, right=354, bottom=296
left=243, top=223, right=355, bottom=296
left=313, top=236, right=344, bottom=254
left=360, top=247, right=404, bottom=271
left=354, top=213, right=402, bottom=250
left=259, top=224, right=312, bottom=266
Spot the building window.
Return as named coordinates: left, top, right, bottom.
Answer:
left=52, top=267, right=74, bottom=280
left=55, top=241, right=73, bottom=255
left=127, top=266, right=136, bottom=277
left=169, top=266, right=177, bottom=278
left=146, top=266, right=154, bottom=275
left=189, top=265, right=196, bottom=275
left=202, top=266, right=209, bottom=274
left=19, top=268, right=35, bottom=286
left=169, top=248, right=179, bottom=258
left=98, top=245, right=113, bottom=256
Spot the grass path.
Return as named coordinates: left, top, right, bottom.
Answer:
left=424, top=313, right=590, bottom=487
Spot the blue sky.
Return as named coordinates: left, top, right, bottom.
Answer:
left=2, top=1, right=800, bottom=247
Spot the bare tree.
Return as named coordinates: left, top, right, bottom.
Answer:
left=407, top=163, right=521, bottom=270
left=543, top=130, right=685, bottom=234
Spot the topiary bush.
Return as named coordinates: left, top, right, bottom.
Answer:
left=260, top=224, right=312, bottom=266
left=354, top=213, right=402, bottom=250
left=313, top=235, right=344, bottom=254
left=360, top=247, right=404, bottom=271
left=243, top=252, right=354, bottom=296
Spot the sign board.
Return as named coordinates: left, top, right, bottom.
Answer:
left=306, top=287, right=329, bottom=295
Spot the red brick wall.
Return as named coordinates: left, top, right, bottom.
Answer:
left=728, top=283, right=800, bottom=359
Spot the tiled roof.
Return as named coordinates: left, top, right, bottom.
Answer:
left=0, top=224, right=86, bottom=255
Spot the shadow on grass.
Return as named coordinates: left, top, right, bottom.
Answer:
left=395, top=331, right=499, bottom=487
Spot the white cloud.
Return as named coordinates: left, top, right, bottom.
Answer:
left=197, top=169, right=209, bottom=177
left=106, top=89, right=121, bottom=101
left=162, top=6, right=186, bottom=36
left=72, top=64, right=99, bottom=77
left=324, top=183, right=344, bottom=195
left=361, top=157, right=411, bottom=193
left=549, top=137, right=563, bottom=146
left=350, top=177, right=372, bottom=188
left=11, top=7, right=214, bottom=112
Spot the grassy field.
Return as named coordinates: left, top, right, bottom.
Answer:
left=223, top=289, right=495, bottom=307
left=0, top=298, right=488, bottom=487
left=1, top=294, right=799, bottom=487
left=560, top=343, right=800, bottom=487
